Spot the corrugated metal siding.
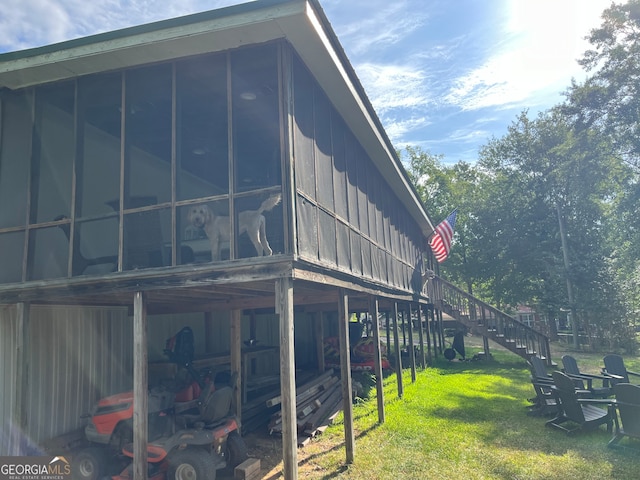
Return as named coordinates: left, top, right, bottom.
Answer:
left=26, top=306, right=132, bottom=445
left=1, top=304, right=315, bottom=449
left=0, top=305, right=18, bottom=454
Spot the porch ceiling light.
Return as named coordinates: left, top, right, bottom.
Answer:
left=239, top=91, right=256, bottom=100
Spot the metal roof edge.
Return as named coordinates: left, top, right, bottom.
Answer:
left=0, top=0, right=294, bottom=63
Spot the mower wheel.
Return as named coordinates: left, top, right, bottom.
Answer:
left=72, top=447, right=108, bottom=480
left=226, top=431, right=249, bottom=468
left=167, top=448, right=218, bottom=480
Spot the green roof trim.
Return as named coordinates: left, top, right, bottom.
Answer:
left=0, top=0, right=290, bottom=62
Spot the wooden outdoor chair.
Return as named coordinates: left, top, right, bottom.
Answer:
left=527, top=355, right=557, bottom=416
left=546, top=371, right=615, bottom=435
left=561, top=354, right=612, bottom=398
left=608, top=383, right=640, bottom=449
left=528, top=375, right=558, bottom=417
left=603, top=354, right=640, bottom=387
left=529, top=355, right=553, bottom=382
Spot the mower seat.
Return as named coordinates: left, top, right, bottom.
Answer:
left=175, top=383, right=234, bottom=429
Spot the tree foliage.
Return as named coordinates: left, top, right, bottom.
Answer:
left=403, top=1, right=640, bottom=351
left=564, top=0, right=640, bottom=169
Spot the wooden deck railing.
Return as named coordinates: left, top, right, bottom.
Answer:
left=429, top=276, right=552, bottom=365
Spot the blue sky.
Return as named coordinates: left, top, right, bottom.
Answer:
left=0, top=0, right=613, bottom=164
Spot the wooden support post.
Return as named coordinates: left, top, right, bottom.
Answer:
left=431, top=307, right=439, bottom=359
left=407, top=304, right=416, bottom=383
left=437, top=309, right=445, bottom=353
left=337, top=288, right=355, bottom=463
left=133, top=292, right=148, bottom=480
left=392, top=303, right=403, bottom=398
left=483, top=336, right=490, bottom=358
left=314, top=312, right=325, bottom=373
left=385, top=310, right=390, bottom=350
left=401, top=309, right=407, bottom=347
left=369, top=296, right=385, bottom=424
left=276, top=277, right=297, bottom=480
left=416, top=304, right=425, bottom=369
left=230, top=309, right=242, bottom=417
left=15, top=303, right=30, bottom=435
left=425, top=306, right=433, bottom=365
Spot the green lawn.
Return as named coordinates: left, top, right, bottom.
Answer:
left=261, top=343, right=640, bottom=479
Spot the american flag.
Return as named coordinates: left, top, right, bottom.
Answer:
left=429, top=209, right=457, bottom=263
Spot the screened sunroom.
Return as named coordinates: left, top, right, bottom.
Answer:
left=0, top=0, right=437, bottom=476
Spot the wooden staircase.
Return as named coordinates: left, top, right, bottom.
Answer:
left=430, top=277, right=553, bottom=366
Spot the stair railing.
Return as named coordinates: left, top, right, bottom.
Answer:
left=429, top=276, right=552, bottom=365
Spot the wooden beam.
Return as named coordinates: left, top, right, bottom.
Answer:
left=437, top=309, right=445, bottom=353
left=276, top=277, right=297, bottom=480
left=425, top=304, right=433, bottom=365
left=407, top=303, right=416, bottom=383
left=230, top=309, right=242, bottom=419
left=337, top=288, right=355, bottom=464
left=292, top=267, right=417, bottom=303
left=133, top=291, right=148, bottom=480
left=416, top=303, right=426, bottom=368
left=392, top=302, right=403, bottom=398
left=369, top=295, right=385, bottom=424
left=385, top=310, right=390, bottom=352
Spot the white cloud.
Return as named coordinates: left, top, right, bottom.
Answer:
left=384, top=116, right=431, bottom=142
left=445, top=0, right=610, bottom=111
left=328, top=0, right=429, bottom=55
left=355, top=62, right=433, bottom=113
left=0, top=0, right=245, bottom=52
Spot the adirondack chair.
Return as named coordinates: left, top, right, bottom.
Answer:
left=528, top=376, right=558, bottom=417
left=527, top=355, right=557, bottom=416
left=546, top=371, right=614, bottom=435
left=608, top=383, right=640, bottom=449
left=603, top=354, right=640, bottom=387
left=529, top=355, right=553, bottom=382
left=561, top=354, right=612, bottom=398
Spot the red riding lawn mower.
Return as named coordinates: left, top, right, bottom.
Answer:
left=73, top=327, right=249, bottom=480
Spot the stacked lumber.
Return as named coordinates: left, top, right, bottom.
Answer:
left=240, top=370, right=319, bottom=435
left=267, top=369, right=343, bottom=447
left=241, top=389, right=282, bottom=435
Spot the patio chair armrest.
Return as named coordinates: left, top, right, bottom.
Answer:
left=565, top=373, right=593, bottom=389
left=627, top=370, right=640, bottom=378
left=576, top=398, right=616, bottom=406
left=579, top=372, right=612, bottom=381
left=602, top=370, right=625, bottom=380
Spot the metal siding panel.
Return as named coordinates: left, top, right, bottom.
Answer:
left=336, top=220, right=350, bottom=271
left=331, top=116, right=348, bottom=220
left=25, top=306, right=130, bottom=444
left=314, top=87, right=334, bottom=211
left=293, top=58, right=316, bottom=199
left=318, top=208, right=337, bottom=266
left=296, top=194, right=319, bottom=260
left=0, top=306, right=18, bottom=455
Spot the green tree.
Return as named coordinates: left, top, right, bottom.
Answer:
left=565, top=0, right=640, bottom=169
left=563, top=0, right=640, bottom=343
left=477, top=108, right=629, bottom=347
left=402, top=147, right=484, bottom=294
